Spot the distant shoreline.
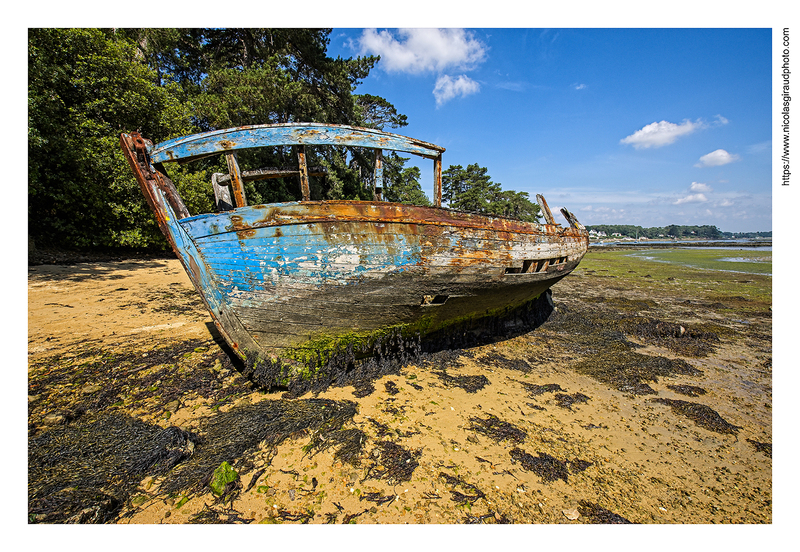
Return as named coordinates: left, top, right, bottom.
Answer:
left=590, top=239, right=772, bottom=249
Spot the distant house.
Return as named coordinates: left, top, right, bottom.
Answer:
left=611, top=232, right=622, bottom=237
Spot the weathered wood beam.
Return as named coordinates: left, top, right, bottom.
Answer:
left=536, top=194, right=555, bottom=225
left=225, top=152, right=247, bottom=207
left=373, top=149, right=383, bottom=201
left=215, top=167, right=327, bottom=184
left=149, top=123, right=446, bottom=164
left=433, top=155, right=443, bottom=208
left=297, top=145, right=311, bottom=201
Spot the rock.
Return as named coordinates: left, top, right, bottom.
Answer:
left=164, top=400, right=181, bottom=413
left=81, top=384, right=102, bottom=394
left=43, top=413, right=65, bottom=426
left=563, top=508, right=580, bottom=520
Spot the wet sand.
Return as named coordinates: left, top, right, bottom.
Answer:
left=27, top=249, right=772, bottom=525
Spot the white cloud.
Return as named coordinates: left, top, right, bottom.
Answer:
left=695, top=149, right=741, bottom=167
left=714, top=114, right=729, bottom=126
left=620, top=119, right=704, bottom=149
left=574, top=83, right=587, bottom=90
left=353, top=28, right=486, bottom=74
left=674, top=193, right=708, bottom=205
left=719, top=199, right=734, bottom=207
left=433, top=75, right=480, bottom=106
left=747, top=141, right=771, bottom=154
left=690, top=182, right=713, bottom=193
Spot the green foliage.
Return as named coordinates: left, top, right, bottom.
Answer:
left=28, top=27, right=543, bottom=251
left=27, top=28, right=393, bottom=249
left=383, top=154, right=430, bottom=206
left=586, top=224, right=725, bottom=239
left=28, top=28, right=195, bottom=249
left=442, top=164, right=540, bottom=222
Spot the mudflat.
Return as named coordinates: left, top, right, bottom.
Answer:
left=27, top=248, right=772, bottom=524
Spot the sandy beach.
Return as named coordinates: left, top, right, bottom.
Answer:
left=27, top=248, right=772, bottom=524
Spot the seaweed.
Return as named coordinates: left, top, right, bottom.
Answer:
left=438, top=472, right=485, bottom=505
left=279, top=508, right=316, bottom=523
left=28, top=339, right=241, bottom=437
left=746, top=439, right=772, bottom=458
left=189, top=503, right=254, bottom=524
left=667, top=384, right=707, bottom=397
left=468, top=414, right=527, bottom=443
left=568, top=458, right=593, bottom=473
left=479, top=352, right=533, bottom=372
left=521, top=382, right=564, bottom=396
left=360, top=491, right=396, bottom=506
left=626, top=318, right=720, bottom=357
left=305, top=427, right=367, bottom=467
left=573, top=351, right=702, bottom=395
left=651, top=398, right=741, bottom=434
left=28, top=412, right=197, bottom=523
left=464, top=511, right=513, bottom=524
left=368, top=418, right=394, bottom=438
left=554, top=392, right=591, bottom=410
left=435, top=370, right=491, bottom=393
left=577, top=500, right=632, bottom=524
left=384, top=381, right=400, bottom=395
left=161, top=399, right=357, bottom=495
left=244, top=468, right=267, bottom=493
left=509, top=448, right=568, bottom=483
left=363, top=441, right=422, bottom=484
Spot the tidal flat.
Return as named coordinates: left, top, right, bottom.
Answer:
left=28, top=248, right=772, bottom=524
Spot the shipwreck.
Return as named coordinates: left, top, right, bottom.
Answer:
left=120, top=123, right=589, bottom=390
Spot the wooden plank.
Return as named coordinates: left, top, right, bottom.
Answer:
left=211, top=173, right=235, bottom=211
left=536, top=194, right=555, bottom=225
left=225, top=152, right=247, bottom=207
left=373, top=149, right=383, bottom=201
left=297, top=145, right=311, bottom=201
left=149, top=123, right=446, bottom=164
left=215, top=166, right=327, bottom=183
left=434, top=155, right=442, bottom=207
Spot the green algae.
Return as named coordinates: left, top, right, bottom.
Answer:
left=576, top=249, right=772, bottom=311
left=210, top=461, right=238, bottom=497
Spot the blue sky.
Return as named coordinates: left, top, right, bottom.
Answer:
left=326, top=28, right=772, bottom=232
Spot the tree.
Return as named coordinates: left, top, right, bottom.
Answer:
left=487, top=190, right=541, bottom=222
left=441, top=163, right=539, bottom=222
left=442, top=164, right=500, bottom=213
left=28, top=28, right=196, bottom=248
left=28, top=28, right=406, bottom=249
left=382, top=154, right=430, bottom=206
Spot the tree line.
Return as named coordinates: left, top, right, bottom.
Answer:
left=586, top=224, right=772, bottom=239
left=28, top=28, right=539, bottom=251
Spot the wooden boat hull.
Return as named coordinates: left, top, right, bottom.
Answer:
left=119, top=127, right=589, bottom=390
left=176, top=200, right=587, bottom=383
